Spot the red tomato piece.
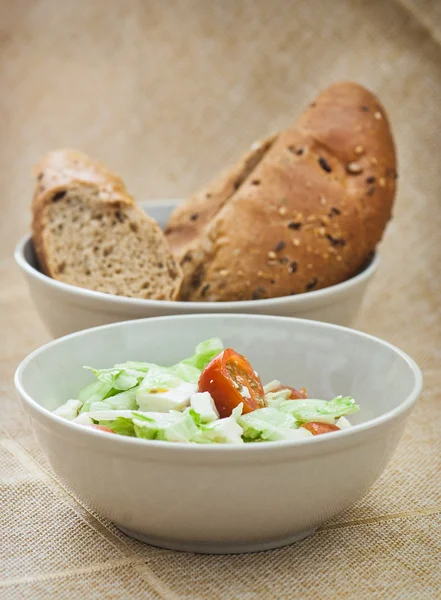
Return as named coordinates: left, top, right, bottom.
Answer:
left=273, top=385, right=308, bottom=399
left=87, top=424, right=116, bottom=434
left=198, top=349, right=266, bottom=418
left=301, top=422, right=340, bottom=435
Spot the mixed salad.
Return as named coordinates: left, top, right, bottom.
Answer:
left=53, top=338, right=360, bottom=444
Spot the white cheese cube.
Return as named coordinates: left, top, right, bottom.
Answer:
left=335, top=416, right=352, bottom=430
left=283, top=427, right=314, bottom=440
left=190, top=392, right=219, bottom=423
left=136, top=381, right=196, bottom=412
left=73, top=413, right=94, bottom=425
left=263, top=380, right=281, bottom=394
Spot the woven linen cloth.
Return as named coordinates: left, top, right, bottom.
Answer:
left=1, top=1, right=440, bottom=598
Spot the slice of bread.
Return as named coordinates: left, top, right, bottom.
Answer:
left=32, top=150, right=182, bottom=300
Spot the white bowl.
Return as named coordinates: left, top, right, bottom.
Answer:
left=15, top=201, right=379, bottom=338
left=15, top=314, right=422, bottom=554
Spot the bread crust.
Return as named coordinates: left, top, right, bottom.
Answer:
left=32, top=150, right=182, bottom=300
left=167, top=82, right=397, bottom=301
left=32, top=150, right=131, bottom=277
left=165, top=134, right=276, bottom=260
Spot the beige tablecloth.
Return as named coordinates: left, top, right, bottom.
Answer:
left=1, top=1, right=441, bottom=598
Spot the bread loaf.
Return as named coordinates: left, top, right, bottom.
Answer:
left=32, top=150, right=182, bottom=300
left=166, top=82, right=397, bottom=301
left=166, top=134, right=276, bottom=260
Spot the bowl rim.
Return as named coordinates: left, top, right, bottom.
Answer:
left=14, top=313, right=423, bottom=455
left=14, top=233, right=380, bottom=309
left=14, top=199, right=379, bottom=309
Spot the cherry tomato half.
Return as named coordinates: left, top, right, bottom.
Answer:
left=198, top=349, right=266, bottom=418
left=273, top=385, right=308, bottom=400
left=87, top=424, right=115, bottom=434
left=301, top=422, right=340, bottom=435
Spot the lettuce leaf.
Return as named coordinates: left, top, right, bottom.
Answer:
left=87, top=387, right=139, bottom=413
left=239, top=407, right=298, bottom=441
left=180, top=338, right=224, bottom=371
left=133, top=411, right=189, bottom=441
left=169, top=363, right=201, bottom=384
left=160, top=411, right=201, bottom=442
left=105, top=417, right=136, bottom=437
left=280, top=396, right=359, bottom=423
left=84, top=366, right=144, bottom=391
left=136, top=338, right=224, bottom=392
left=78, top=339, right=223, bottom=416
left=77, top=380, right=113, bottom=414
left=264, top=388, right=292, bottom=409
left=53, top=399, right=83, bottom=420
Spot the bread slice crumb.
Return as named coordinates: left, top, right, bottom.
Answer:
left=32, top=151, right=182, bottom=300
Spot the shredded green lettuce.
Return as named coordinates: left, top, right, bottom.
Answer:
left=180, top=338, right=224, bottom=371
left=77, top=380, right=112, bottom=413
left=105, top=417, right=136, bottom=437
left=84, top=366, right=144, bottom=391
left=132, top=411, right=191, bottom=441
left=87, top=387, right=139, bottom=413
left=239, top=407, right=297, bottom=441
left=280, top=396, right=359, bottom=423
left=161, top=411, right=201, bottom=442
left=53, top=399, right=82, bottom=420
left=55, top=339, right=360, bottom=444
left=136, top=338, right=224, bottom=389
left=264, top=388, right=292, bottom=409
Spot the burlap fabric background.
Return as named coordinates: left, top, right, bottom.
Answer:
left=1, top=1, right=440, bottom=598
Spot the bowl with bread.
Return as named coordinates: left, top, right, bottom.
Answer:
left=15, top=82, right=396, bottom=337
left=14, top=314, right=422, bottom=553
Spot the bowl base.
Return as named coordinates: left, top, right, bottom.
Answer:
left=115, top=525, right=317, bottom=554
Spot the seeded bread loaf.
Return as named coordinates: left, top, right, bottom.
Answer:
left=166, top=82, right=397, bottom=301
left=32, top=150, right=182, bottom=300
left=166, top=134, right=276, bottom=261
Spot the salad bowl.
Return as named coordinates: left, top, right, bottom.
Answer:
left=14, top=314, right=422, bottom=553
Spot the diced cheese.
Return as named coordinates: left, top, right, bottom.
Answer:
left=282, top=427, right=314, bottom=440
left=73, top=413, right=94, bottom=425
left=190, top=392, right=219, bottom=423
left=136, top=381, right=196, bottom=412
left=336, top=416, right=352, bottom=430
left=263, top=380, right=281, bottom=394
